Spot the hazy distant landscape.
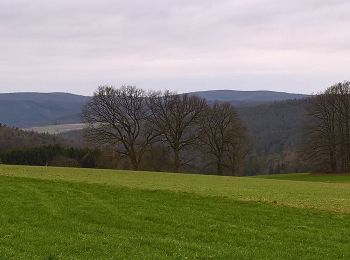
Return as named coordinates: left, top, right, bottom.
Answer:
left=0, top=90, right=307, bottom=127
left=0, top=90, right=307, bottom=175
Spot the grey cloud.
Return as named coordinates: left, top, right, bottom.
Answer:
left=0, top=0, right=350, bottom=94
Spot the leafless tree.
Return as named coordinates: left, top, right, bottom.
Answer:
left=302, top=81, right=350, bottom=173
left=148, top=91, right=207, bottom=172
left=82, top=85, right=156, bottom=170
left=302, top=93, right=337, bottom=172
left=199, top=102, right=247, bottom=175
left=330, top=82, right=350, bottom=172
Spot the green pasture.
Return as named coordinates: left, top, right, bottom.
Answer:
left=0, top=165, right=349, bottom=259
left=256, top=172, right=350, bottom=183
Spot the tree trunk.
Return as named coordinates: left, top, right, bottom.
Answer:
left=129, top=153, right=139, bottom=170
left=174, top=149, right=180, bottom=173
left=216, top=157, right=223, bottom=175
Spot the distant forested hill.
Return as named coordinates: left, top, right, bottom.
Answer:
left=236, top=99, right=309, bottom=174
left=191, top=90, right=308, bottom=106
left=0, top=124, right=67, bottom=153
left=0, top=90, right=307, bottom=127
left=236, top=99, right=308, bottom=155
left=0, top=92, right=89, bottom=127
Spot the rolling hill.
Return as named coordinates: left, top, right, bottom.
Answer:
left=190, top=89, right=308, bottom=106
left=0, top=92, right=89, bottom=127
left=0, top=90, right=307, bottom=127
left=237, top=98, right=308, bottom=155
left=0, top=124, right=68, bottom=153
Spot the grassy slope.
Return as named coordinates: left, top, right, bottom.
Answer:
left=0, top=165, right=349, bottom=213
left=0, top=176, right=349, bottom=259
left=0, top=165, right=349, bottom=259
left=256, top=173, right=350, bottom=183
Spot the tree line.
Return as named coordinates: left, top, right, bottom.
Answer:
left=1, top=144, right=98, bottom=168
left=82, top=86, right=247, bottom=175
left=3, top=82, right=349, bottom=175
left=0, top=124, right=66, bottom=152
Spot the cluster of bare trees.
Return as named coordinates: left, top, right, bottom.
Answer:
left=302, top=82, right=350, bottom=173
left=82, top=85, right=247, bottom=175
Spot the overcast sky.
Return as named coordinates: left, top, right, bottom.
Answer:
left=1, top=0, right=350, bottom=95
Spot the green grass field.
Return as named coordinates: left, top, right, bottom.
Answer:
left=256, top=172, right=350, bottom=183
left=0, top=165, right=349, bottom=259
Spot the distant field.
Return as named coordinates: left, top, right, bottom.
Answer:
left=0, top=165, right=349, bottom=259
left=256, top=173, right=350, bottom=183
left=24, top=123, right=86, bottom=134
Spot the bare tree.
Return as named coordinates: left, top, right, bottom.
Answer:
left=329, top=82, right=350, bottom=172
left=148, top=91, right=207, bottom=172
left=302, top=81, right=350, bottom=173
left=302, top=93, right=338, bottom=172
left=82, top=86, right=156, bottom=170
left=200, top=102, right=246, bottom=175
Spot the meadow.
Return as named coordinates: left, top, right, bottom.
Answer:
left=257, top=172, right=350, bottom=183
left=0, top=165, right=349, bottom=259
